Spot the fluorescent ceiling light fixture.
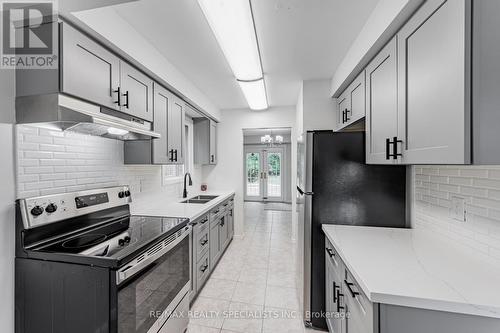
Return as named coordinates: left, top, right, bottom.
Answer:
left=107, top=127, right=129, bottom=136
left=198, top=0, right=262, bottom=81
left=238, top=79, right=268, bottom=111
left=198, top=0, right=268, bottom=110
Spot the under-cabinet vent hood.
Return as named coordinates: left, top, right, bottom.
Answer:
left=16, top=94, right=161, bottom=141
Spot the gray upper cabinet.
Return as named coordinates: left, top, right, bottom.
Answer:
left=336, top=91, right=349, bottom=130
left=210, top=121, right=217, bottom=164
left=168, top=95, right=185, bottom=165
left=120, top=62, right=153, bottom=122
left=61, top=22, right=120, bottom=111
left=194, top=118, right=217, bottom=165
left=124, top=83, right=185, bottom=165
left=397, top=0, right=470, bottom=164
left=336, top=71, right=365, bottom=131
left=365, top=37, right=399, bottom=164
left=151, top=83, right=172, bottom=164
left=61, top=22, right=155, bottom=124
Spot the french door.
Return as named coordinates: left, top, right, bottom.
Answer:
left=244, top=147, right=283, bottom=202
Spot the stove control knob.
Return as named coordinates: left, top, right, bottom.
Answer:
left=118, top=191, right=125, bottom=198
left=124, top=236, right=131, bottom=243
left=30, top=206, right=44, bottom=216
left=124, top=190, right=131, bottom=197
left=118, top=238, right=125, bottom=246
left=45, top=203, right=57, bottom=214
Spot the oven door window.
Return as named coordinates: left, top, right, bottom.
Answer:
left=118, top=235, right=190, bottom=333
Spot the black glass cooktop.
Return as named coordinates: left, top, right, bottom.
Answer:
left=35, top=215, right=189, bottom=262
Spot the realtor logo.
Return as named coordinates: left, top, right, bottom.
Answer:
left=1, top=1, right=57, bottom=69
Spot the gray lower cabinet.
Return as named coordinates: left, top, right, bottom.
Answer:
left=324, top=235, right=500, bottom=333
left=325, top=242, right=345, bottom=333
left=191, top=196, right=235, bottom=302
left=227, top=200, right=234, bottom=238
left=194, top=118, right=217, bottom=165
left=60, top=22, right=121, bottom=112
left=209, top=215, right=222, bottom=266
left=190, top=214, right=210, bottom=301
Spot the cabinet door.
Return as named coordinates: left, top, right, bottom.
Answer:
left=346, top=71, right=366, bottom=125
left=219, top=214, right=229, bottom=250
left=120, top=62, right=153, bottom=122
left=336, top=91, right=350, bottom=129
left=228, top=206, right=234, bottom=238
left=168, top=95, right=185, bottom=165
left=61, top=23, right=120, bottom=111
left=152, top=83, right=172, bottom=164
left=366, top=37, right=399, bottom=164
left=397, top=0, right=470, bottom=164
left=209, top=222, right=220, bottom=266
left=209, top=120, right=217, bottom=164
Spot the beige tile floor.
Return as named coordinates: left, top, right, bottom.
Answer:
left=188, top=202, right=318, bottom=333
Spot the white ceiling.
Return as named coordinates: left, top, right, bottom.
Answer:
left=109, top=0, right=379, bottom=110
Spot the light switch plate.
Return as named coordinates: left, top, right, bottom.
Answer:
left=451, top=196, right=466, bottom=222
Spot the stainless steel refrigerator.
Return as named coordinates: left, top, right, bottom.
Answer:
left=296, top=131, right=408, bottom=329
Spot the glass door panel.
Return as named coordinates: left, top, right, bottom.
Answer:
left=246, top=152, right=262, bottom=198
left=266, top=151, right=282, bottom=198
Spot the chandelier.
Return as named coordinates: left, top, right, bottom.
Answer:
left=260, top=133, right=283, bottom=146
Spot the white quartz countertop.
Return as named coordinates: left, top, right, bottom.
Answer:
left=130, top=191, right=235, bottom=221
left=322, top=224, right=500, bottom=319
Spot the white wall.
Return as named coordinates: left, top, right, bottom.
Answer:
left=296, top=82, right=304, bottom=136
left=15, top=125, right=191, bottom=199
left=302, top=79, right=336, bottom=132
left=202, top=107, right=297, bottom=239
left=413, top=165, right=500, bottom=262
left=73, top=7, right=221, bottom=121
left=330, top=0, right=424, bottom=96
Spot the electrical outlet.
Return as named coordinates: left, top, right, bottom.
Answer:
left=451, top=196, right=466, bottom=222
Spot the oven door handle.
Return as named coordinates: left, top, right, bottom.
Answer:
left=117, top=225, right=192, bottom=285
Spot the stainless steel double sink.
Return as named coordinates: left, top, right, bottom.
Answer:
left=181, top=195, right=219, bottom=204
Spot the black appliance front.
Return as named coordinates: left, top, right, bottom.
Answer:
left=117, top=235, right=190, bottom=333
left=310, top=131, right=407, bottom=329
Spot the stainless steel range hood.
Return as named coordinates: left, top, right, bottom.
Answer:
left=16, top=94, right=161, bottom=140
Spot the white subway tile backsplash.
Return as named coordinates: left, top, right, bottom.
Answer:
left=414, top=165, right=500, bottom=262
left=15, top=125, right=182, bottom=200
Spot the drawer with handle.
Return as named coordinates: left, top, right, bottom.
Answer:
left=195, top=224, right=210, bottom=261
left=343, top=268, right=377, bottom=333
left=210, top=206, right=224, bottom=221
left=325, top=238, right=341, bottom=274
left=196, top=251, right=210, bottom=292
